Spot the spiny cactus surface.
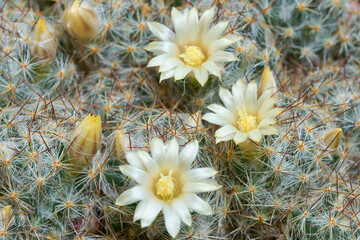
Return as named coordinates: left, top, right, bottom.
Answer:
left=0, top=0, right=359, bottom=239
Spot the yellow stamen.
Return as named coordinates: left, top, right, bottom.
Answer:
left=179, top=46, right=205, bottom=67
left=237, top=106, right=257, bottom=133
left=155, top=170, right=177, bottom=201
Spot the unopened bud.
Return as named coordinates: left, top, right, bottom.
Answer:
left=0, top=205, right=12, bottom=225
left=259, top=66, right=276, bottom=96
left=64, top=0, right=100, bottom=41
left=323, top=128, right=342, bottom=150
left=114, top=130, right=129, bottom=157
left=68, top=114, right=102, bottom=167
left=29, top=19, right=57, bottom=59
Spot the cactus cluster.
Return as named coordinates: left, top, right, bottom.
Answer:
left=0, top=0, right=359, bottom=239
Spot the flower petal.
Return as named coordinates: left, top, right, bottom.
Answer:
left=151, top=138, right=165, bottom=161
left=202, top=60, right=221, bottom=77
left=158, top=57, right=183, bottom=72
left=186, top=168, right=218, bottom=181
left=215, top=125, right=238, bottom=143
left=147, top=54, right=170, bottom=67
left=137, top=150, right=157, bottom=172
left=115, top=186, right=146, bottom=206
left=171, top=8, right=186, bottom=42
left=160, top=69, right=175, bottom=82
left=166, top=138, right=179, bottom=164
left=244, top=81, right=258, bottom=115
left=140, top=199, right=163, bottom=227
left=248, top=128, right=262, bottom=142
left=234, top=132, right=248, bottom=144
left=258, top=118, right=276, bottom=129
left=183, top=179, right=221, bottom=193
left=119, top=165, right=148, bottom=184
left=207, top=104, right=236, bottom=125
left=208, top=35, right=241, bottom=53
left=134, top=200, right=148, bottom=222
left=206, top=21, right=229, bottom=42
left=219, top=87, right=235, bottom=112
left=172, top=199, right=192, bottom=226
left=184, top=193, right=213, bottom=215
left=210, top=50, right=238, bottom=62
left=260, top=126, right=279, bottom=135
left=199, top=7, right=215, bottom=34
left=193, top=67, right=209, bottom=86
left=163, top=206, right=181, bottom=238
left=264, top=108, right=283, bottom=119
left=174, top=65, right=192, bottom=80
left=147, top=22, right=175, bottom=41
left=125, top=151, right=144, bottom=170
left=144, top=41, right=179, bottom=55
left=257, top=97, right=277, bottom=120
left=202, top=113, right=228, bottom=126
left=179, top=140, right=198, bottom=168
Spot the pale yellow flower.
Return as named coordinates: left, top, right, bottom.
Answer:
left=203, top=72, right=282, bottom=144
left=145, top=7, right=240, bottom=86
left=116, top=138, right=220, bottom=238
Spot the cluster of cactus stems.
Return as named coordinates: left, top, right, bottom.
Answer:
left=0, top=0, right=359, bottom=239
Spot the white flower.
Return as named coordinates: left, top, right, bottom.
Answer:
left=203, top=77, right=282, bottom=144
left=115, top=137, right=221, bottom=238
left=145, top=7, right=240, bottom=86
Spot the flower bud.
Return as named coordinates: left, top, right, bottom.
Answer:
left=259, top=66, right=276, bottom=96
left=0, top=205, right=12, bottom=225
left=63, top=0, right=100, bottom=41
left=68, top=114, right=102, bottom=167
left=29, top=18, right=57, bottom=59
left=323, top=128, right=342, bottom=150
left=114, top=130, right=129, bottom=157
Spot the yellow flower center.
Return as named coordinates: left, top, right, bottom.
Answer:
left=155, top=170, right=177, bottom=201
left=179, top=46, right=205, bottom=67
left=237, top=106, right=257, bottom=133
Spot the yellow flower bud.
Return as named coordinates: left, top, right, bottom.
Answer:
left=68, top=114, right=102, bottom=167
left=63, top=0, right=100, bottom=41
left=259, top=66, right=276, bottom=96
left=29, top=19, right=57, bottom=59
left=0, top=205, right=12, bottom=225
left=113, top=130, right=129, bottom=157
left=323, top=128, right=342, bottom=150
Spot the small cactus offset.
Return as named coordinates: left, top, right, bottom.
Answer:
left=0, top=0, right=359, bottom=239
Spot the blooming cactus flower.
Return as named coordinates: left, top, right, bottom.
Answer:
left=68, top=114, right=102, bottom=168
left=63, top=0, right=100, bottom=42
left=203, top=69, right=282, bottom=144
left=29, top=18, right=57, bottom=59
left=145, top=7, right=240, bottom=86
left=115, top=137, right=221, bottom=238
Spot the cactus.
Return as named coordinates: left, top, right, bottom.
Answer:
left=0, top=0, right=359, bottom=239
